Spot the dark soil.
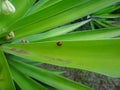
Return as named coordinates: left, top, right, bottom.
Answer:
left=39, top=64, right=120, bottom=90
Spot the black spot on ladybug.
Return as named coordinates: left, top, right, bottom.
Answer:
left=56, top=41, right=62, bottom=46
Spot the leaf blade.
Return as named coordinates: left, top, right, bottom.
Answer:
left=41, top=26, right=120, bottom=41
left=9, top=59, right=91, bottom=90
left=9, top=65, right=47, bottom=90
left=0, top=49, right=15, bottom=90
left=2, top=39, right=120, bottom=77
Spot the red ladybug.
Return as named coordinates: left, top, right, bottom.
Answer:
left=56, top=41, right=62, bottom=46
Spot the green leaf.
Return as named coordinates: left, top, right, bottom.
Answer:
left=93, top=19, right=110, bottom=28
left=2, top=39, right=120, bottom=77
left=8, top=55, right=65, bottom=75
left=25, top=0, right=49, bottom=16
left=25, top=0, right=62, bottom=16
left=94, top=4, right=120, bottom=15
left=38, top=0, right=63, bottom=11
left=9, top=59, right=91, bottom=90
left=9, top=65, right=47, bottom=90
left=7, top=0, right=120, bottom=40
left=0, top=0, right=35, bottom=37
left=13, top=19, right=91, bottom=43
left=0, top=49, right=15, bottom=90
left=94, top=14, right=120, bottom=18
left=90, top=21, right=95, bottom=30
left=39, top=26, right=120, bottom=41
left=8, top=55, right=42, bottom=66
left=8, top=0, right=88, bottom=31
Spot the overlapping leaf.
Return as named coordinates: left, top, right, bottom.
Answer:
left=6, top=0, right=120, bottom=40
left=9, top=59, right=91, bottom=90
left=10, top=65, right=47, bottom=90
left=13, top=19, right=91, bottom=43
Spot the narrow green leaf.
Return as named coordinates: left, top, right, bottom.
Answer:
left=94, top=14, right=120, bottom=18
left=90, top=21, right=95, bottom=30
left=9, top=65, right=47, bottom=90
left=39, top=26, right=120, bottom=41
left=2, top=39, right=120, bottom=77
left=95, top=4, right=120, bottom=15
left=26, top=0, right=63, bottom=16
left=8, top=55, right=41, bottom=66
left=25, top=0, right=49, bottom=16
left=38, top=0, right=62, bottom=11
left=9, top=59, right=91, bottom=90
left=13, top=19, right=91, bottom=43
left=8, top=55, right=64, bottom=75
left=100, top=20, right=118, bottom=27
left=0, top=49, right=15, bottom=90
left=93, top=19, right=110, bottom=28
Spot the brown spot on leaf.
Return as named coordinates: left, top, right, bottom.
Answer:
left=17, top=50, right=29, bottom=54
left=57, top=58, right=64, bottom=62
left=39, top=55, right=70, bottom=65
left=10, top=48, right=17, bottom=51
left=57, top=58, right=70, bottom=64
left=39, top=55, right=55, bottom=61
left=40, top=55, right=55, bottom=61
left=10, top=48, right=29, bottom=54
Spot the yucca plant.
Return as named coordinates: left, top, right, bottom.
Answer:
left=0, top=0, right=120, bottom=90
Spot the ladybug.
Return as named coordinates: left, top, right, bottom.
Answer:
left=56, top=41, right=62, bottom=46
